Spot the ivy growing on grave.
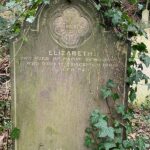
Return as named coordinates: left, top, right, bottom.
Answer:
left=84, top=0, right=150, bottom=149
left=84, top=80, right=147, bottom=149
left=0, top=0, right=150, bottom=149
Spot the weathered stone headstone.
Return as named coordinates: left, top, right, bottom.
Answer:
left=11, top=0, right=127, bottom=150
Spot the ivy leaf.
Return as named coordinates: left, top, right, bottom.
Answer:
left=138, top=4, right=144, bottom=10
left=6, top=1, right=16, bottom=9
left=107, top=79, right=116, bottom=88
left=4, top=121, right=11, bottom=130
left=26, top=16, right=35, bottom=23
left=105, top=9, right=122, bottom=25
left=94, top=3, right=101, bottom=11
left=0, top=101, right=6, bottom=109
left=142, top=73, right=149, bottom=84
left=43, top=0, right=50, bottom=4
left=127, top=67, right=134, bottom=76
left=128, top=57, right=136, bottom=65
left=123, top=112, right=133, bottom=120
left=0, top=17, right=8, bottom=29
left=127, top=69, right=149, bottom=85
left=129, top=88, right=136, bottom=102
left=132, top=43, right=148, bottom=53
left=94, top=118, right=107, bottom=129
left=116, top=105, right=125, bottom=115
left=112, top=93, right=120, bottom=101
left=140, top=29, right=148, bottom=39
left=123, top=139, right=134, bottom=148
left=10, top=127, right=20, bottom=140
left=138, top=64, right=143, bottom=70
left=85, top=135, right=92, bottom=147
left=85, top=128, right=92, bottom=134
left=115, top=127, right=122, bottom=134
left=104, top=142, right=116, bottom=150
left=101, top=86, right=112, bottom=99
left=128, top=25, right=138, bottom=33
left=98, top=127, right=114, bottom=139
left=139, top=53, right=150, bottom=67
left=101, top=0, right=113, bottom=7
left=135, top=70, right=145, bottom=84
left=135, top=137, right=146, bottom=150
left=107, top=127, right=115, bottom=139
left=90, top=110, right=101, bottom=124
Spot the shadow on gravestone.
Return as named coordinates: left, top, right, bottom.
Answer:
left=11, top=0, right=128, bottom=150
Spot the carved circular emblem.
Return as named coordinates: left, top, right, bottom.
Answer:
left=49, top=6, right=92, bottom=48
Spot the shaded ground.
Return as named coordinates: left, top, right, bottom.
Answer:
left=131, top=104, right=150, bottom=149
left=0, top=47, right=12, bottom=150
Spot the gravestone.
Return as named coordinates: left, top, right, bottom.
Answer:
left=11, top=0, right=128, bottom=150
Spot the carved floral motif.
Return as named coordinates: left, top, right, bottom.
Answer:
left=51, top=7, right=91, bottom=48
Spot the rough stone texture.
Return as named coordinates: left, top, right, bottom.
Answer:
left=11, top=0, right=127, bottom=150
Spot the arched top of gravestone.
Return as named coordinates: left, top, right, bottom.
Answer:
left=22, top=0, right=102, bottom=49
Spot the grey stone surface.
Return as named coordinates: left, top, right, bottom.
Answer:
left=11, top=0, right=128, bottom=150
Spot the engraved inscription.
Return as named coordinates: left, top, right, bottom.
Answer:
left=50, top=7, right=92, bottom=48
left=19, top=49, right=118, bottom=74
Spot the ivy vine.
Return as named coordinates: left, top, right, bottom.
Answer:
left=84, top=0, right=150, bottom=150
left=85, top=80, right=147, bottom=149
